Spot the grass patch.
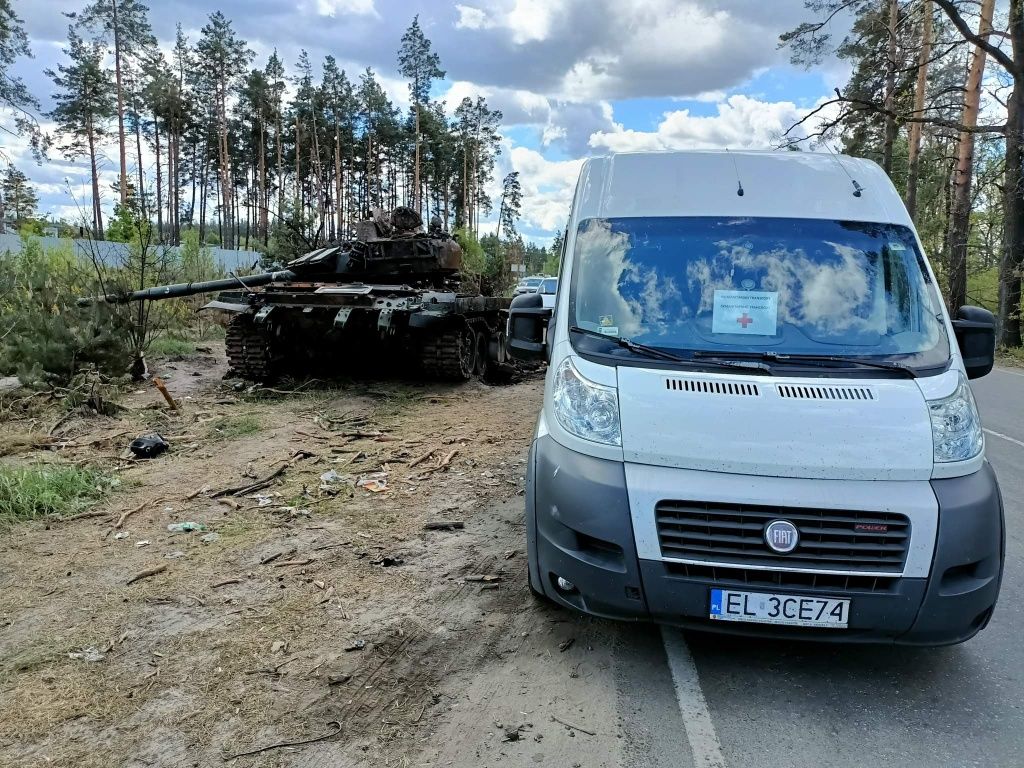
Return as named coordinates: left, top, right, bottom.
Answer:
left=205, top=414, right=262, bottom=439
left=0, top=464, right=112, bottom=523
left=149, top=336, right=197, bottom=357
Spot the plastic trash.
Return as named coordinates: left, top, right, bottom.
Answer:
left=200, top=532, right=220, bottom=543
left=129, top=433, right=169, bottom=458
left=167, top=522, right=206, bottom=533
left=114, top=531, right=129, bottom=540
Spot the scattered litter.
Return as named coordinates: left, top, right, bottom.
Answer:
left=271, top=640, right=288, bottom=654
left=68, top=647, right=106, bottom=663
left=114, top=532, right=129, bottom=540
left=559, top=638, right=576, bottom=653
left=356, top=472, right=389, bottom=493
left=216, top=497, right=241, bottom=510
left=327, top=673, right=351, bottom=686
left=464, top=574, right=501, bottom=583
left=164, top=551, right=186, bottom=559
left=167, top=522, right=206, bottom=533
left=479, top=583, right=500, bottom=592
left=371, top=556, right=404, bottom=567
left=313, top=580, right=327, bottom=590
left=424, top=520, right=464, bottom=531
left=135, top=540, right=150, bottom=548
left=200, top=532, right=220, bottom=543
left=253, top=494, right=274, bottom=508
left=128, top=433, right=169, bottom=459
left=344, top=639, right=366, bottom=652
left=503, top=725, right=524, bottom=742
left=319, top=469, right=354, bottom=493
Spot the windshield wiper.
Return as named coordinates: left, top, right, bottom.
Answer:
left=570, top=327, right=772, bottom=374
left=692, top=350, right=917, bottom=378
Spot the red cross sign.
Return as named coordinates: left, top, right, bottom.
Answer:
left=736, top=313, right=753, bottom=329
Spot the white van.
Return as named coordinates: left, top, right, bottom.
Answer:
left=508, top=150, right=1003, bottom=645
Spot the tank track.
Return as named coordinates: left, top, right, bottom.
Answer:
left=419, top=326, right=475, bottom=381
left=225, top=314, right=277, bottom=381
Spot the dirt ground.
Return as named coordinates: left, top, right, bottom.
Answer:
left=0, top=346, right=615, bottom=768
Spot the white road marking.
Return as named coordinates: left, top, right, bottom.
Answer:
left=984, top=428, right=1024, bottom=449
left=660, top=627, right=728, bottom=768
left=993, top=366, right=1024, bottom=379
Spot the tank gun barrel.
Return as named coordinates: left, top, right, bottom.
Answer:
left=77, top=270, right=295, bottom=307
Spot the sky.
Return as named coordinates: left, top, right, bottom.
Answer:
left=9, top=0, right=853, bottom=245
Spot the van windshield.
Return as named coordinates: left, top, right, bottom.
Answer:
left=569, top=216, right=950, bottom=369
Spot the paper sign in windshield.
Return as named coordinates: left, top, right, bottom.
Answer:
left=712, top=290, right=779, bottom=335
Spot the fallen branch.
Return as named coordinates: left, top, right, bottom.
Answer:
left=211, top=465, right=287, bottom=498
left=550, top=715, right=596, bottom=736
left=439, top=448, right=459, bottom=468
left=48, top=410, right=76, bottom=436
left=222, top=720, right=342, bottom=761
left=211, top=578, right=242, bottom=589
left=126, top=564, right=168, bottom=585
left=273, top=558, right=315, bottom=568
left=153, top=377, right=178, bottom=410
left=114, top=498, right=154, bottom=529
left=424, top=520, right=464, bottom=531
left=408, top=449, right=436, bottom=468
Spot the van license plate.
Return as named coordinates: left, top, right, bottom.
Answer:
left=709, top=589, right=849, bottom=628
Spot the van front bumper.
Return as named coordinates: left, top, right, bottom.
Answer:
left=526, top=435, right=1004, bottom=646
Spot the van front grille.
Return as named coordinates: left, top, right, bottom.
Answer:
left=656, top=500, right=910, bottom=574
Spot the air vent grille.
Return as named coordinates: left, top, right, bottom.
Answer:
left=777, top=384, right=874, bottom=401
left=665, top=379, right=760, bottom=396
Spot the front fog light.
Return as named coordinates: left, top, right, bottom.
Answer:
left=552, top=357, right=621, bottom=446
left=929, top=374, right=983, bottom=462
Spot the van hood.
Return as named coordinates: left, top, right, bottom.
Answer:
left=616, top=367, right=936, bottom=481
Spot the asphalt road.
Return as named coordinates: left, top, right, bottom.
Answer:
left=425, top=369, right=1023, bottom=768
left=609, top=367, right=1024, bottom=768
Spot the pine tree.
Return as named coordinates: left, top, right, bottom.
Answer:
left=398, top=16, right=444, bottom=215
left=1, top=167, right=38, bottom=223
left=194, top=12, right=253, bottom=250
left=0, top=0, right=45, bottom=164
left=496, top=171, right=522, bottom=239
left=75, top=0, right=156, bottom=207
left=46, top=28, right=116, bottom=239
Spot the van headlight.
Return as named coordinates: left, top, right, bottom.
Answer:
left=552, top=358, right=621, bottom=446
left=928, top=374, right=983, bottom=463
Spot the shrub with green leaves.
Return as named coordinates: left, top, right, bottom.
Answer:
left=0, top=234, right=134, bottom=383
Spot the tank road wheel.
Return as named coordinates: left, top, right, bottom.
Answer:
left=419, top=325, right=476, bottom=381
left=225, top=314, right=278, bottom=382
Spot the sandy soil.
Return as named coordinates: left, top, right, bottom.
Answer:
left=0, top=347, right=607, bottom=768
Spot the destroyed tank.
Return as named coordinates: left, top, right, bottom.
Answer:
left=82, top=208, right=512, bottom=382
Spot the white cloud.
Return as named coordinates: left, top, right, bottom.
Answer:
left=454, top=5, right=489, bottom=29
left=312, top=0, right=378, bottom=17
left=589, top=95, right=822, bottom=153
left=453, top=0, right=567, bottom=44
left=507, top=145, right=583, bottom=232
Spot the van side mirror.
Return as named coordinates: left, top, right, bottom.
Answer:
left=507, top=291, right=552, bottom=362
left=952, top=305, right=996, bottom=379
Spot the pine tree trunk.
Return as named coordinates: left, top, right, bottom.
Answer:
left=906, top=0, right=932, bottom=220
left=134, top=111, right=145, bottom=215
left=295, top=116, right=302, bottom=211
left=276, top=117, right=284, bottom=224
left=947, top=0, right=996, bottom=312
left=155, top=114, right=163, bottom=243
left=87, top=114, right=104, bottom=239
left=882, top=0, right=899, bottom=175
left=999, top=1, right=1024, bottom=346
left=414, top=102, right=421, bottom=214
left=258, top=120, right=268, bottom=243
left=334, top=130, right=343, bottom=239
left=112, top=0, right=128, bottom=205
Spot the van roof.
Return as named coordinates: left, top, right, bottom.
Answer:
left=574, top=150, right=911, bottom=226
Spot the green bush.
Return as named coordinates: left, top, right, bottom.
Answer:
left=0, top=234, right=134, bottom=383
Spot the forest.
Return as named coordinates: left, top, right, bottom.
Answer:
left=781, top=0, right=1024, bottom=347
left=3, top=0, right=1024, bottom=384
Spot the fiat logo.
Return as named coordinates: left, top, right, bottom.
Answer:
left=764, top=520, right=799, bottom=554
